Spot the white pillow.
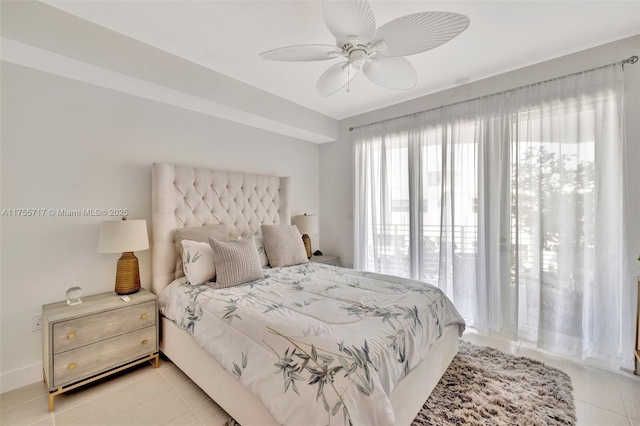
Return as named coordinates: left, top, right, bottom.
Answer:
left=174, top=224, right=229, bottom=278
left=181, top=240, right=216, bottom=286
left=261, top=225, right=309, bottom=268
left=209, top=236, right=264, bottom=289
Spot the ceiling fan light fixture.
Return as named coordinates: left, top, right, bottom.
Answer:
left=349, top=49, right=367, bottom=67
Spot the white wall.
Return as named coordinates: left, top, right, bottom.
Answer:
left=0, top=62, right=320, bottom=391
left=1, top=1, right=339, bottom=144
left=320, top=35, right=640, bottom=276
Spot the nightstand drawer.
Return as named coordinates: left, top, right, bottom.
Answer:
left=53, top=301, right=156, bottom=354
left=53, top=326, right=157, bottom=387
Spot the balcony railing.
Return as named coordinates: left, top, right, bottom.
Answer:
left=365, top=223, right=476, bottom=281
left=365, top=223, right=559, bottom=281
left=364, top=222, right=585, bottom=337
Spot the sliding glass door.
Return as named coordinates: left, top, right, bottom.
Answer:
left=354, top=64, right=631, bottom=362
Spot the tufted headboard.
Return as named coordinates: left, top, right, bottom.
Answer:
left=151, top=162, right=291, bottom=295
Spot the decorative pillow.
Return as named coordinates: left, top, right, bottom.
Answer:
left=209, top=236, right=264, bottom=289
left=174, top=225, right=229, bottom=278
left=261, top=225, right=309, bottom=268
left=181, top=240, right=216, bottom=286
left=241, top=234, right=269, bottom=267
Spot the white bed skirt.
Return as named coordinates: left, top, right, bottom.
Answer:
left=160, top=316, right=459, bottom=426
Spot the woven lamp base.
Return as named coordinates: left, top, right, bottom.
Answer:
left=115, top=252, right=141, bottom=295
left=302, top=234, right=312, bottom=259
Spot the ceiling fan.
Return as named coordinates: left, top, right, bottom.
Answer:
left=259, top=0, right=470, bottom=97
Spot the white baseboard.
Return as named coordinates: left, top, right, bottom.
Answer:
left=1, top=362, right=43, bottom=393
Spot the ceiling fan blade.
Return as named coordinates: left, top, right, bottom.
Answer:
left=372, top=12, right=469, bottom=57
left=259, top=44, right=343, bottom=61
left=363, top=56, right=416, bottom=90
left=316, top=61, right=359, bottom=97
left=321, top=0, right=376, bottom=46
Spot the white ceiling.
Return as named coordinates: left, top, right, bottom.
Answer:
left=44, top=1, right=640, bottom=120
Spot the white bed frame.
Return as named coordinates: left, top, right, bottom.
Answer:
left=151, top=162, right=458, bottom=425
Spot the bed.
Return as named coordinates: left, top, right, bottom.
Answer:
left=151, top=162, right=465, bottom=425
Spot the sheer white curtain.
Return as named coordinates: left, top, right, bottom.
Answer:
left=354, top=64, right=632, bottom=363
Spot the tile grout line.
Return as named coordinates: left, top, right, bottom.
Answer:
left=50, top=362, right=160, bottom=416
left=21, top=412, right=50, bottom=426
left=576, top=398, right=634, bottom=422
left=190, top=396, right=234, bottom=426
left=611, top=366, right=635, bottom=424
left=0, top=391, right=51, bottom=426
left=27, top=411, right=56, bottom=426
left=567, top=363, right=630, bottom=418
left=156, top=369, right=206, bottom=426
left=0, top=388, right=49, bottom=414
left=185, top=398, right=226, bottom=426
left=563, top=355, right=615, bottom=374
left=157, top=366, right=232, bottom=425
left=2, top=360, right=160, bottom=417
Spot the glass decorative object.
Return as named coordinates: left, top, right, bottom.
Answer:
left=66, top=286, right=83, bottom=306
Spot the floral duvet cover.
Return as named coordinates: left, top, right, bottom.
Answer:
left=159, top=262, right=465, bottom=426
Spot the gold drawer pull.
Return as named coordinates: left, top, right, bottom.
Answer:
left=68, top=363, right=76, bottom=370
left=141, top=339, right=148, bottom=345
left=68, top=332, right=76, bottom=339
left=141, top=313, right=148, bottom=319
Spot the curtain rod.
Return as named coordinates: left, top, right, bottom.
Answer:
left=348, top=55, right=638, bottom=132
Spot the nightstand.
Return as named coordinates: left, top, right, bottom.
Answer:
left=42, top=288, right=159, bottom=411
left=310, top=254, right=340, bottom=266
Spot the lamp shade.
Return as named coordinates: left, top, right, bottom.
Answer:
left=98, top=219, right=149, bottom=253
left=293, top=214, right=318, bottom=234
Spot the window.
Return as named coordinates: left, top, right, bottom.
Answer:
left=354, top=64, right=631, bottom=363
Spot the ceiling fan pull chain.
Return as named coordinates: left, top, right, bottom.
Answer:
left=347, top=65, right=351, bottom=93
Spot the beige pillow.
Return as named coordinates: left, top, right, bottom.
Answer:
left=261, top=225, right=309, bottom=268
left=209, top=236, right=264, bottom=289
left=174, top=225, right=229, bottom=278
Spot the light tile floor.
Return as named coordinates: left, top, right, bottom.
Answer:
left=1, top=328, right=638, bottom=425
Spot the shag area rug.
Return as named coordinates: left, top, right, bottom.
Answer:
left=413, top=341, right=576, bottom=425
left=224, top=341, right=576, bottom=426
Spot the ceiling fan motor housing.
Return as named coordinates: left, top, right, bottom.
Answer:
left=349, top=48, right=368, bottom=67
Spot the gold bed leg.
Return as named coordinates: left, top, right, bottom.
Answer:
left=154, top=353, right=159, bottom=368
left=48, top=393, right=54, bottom=412
left=42, top=368, right=46, bottom=384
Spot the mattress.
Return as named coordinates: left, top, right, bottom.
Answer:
left=159, top=262, right=465, bottom=425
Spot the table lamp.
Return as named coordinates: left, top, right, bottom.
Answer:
left=293, top=214, right=318, bottom=259
left=98, top=218, right=149, bottom=295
